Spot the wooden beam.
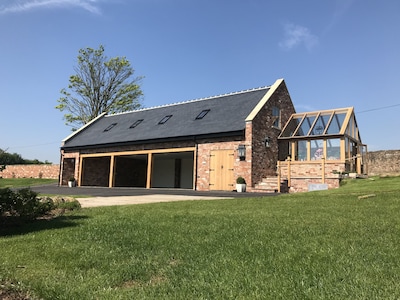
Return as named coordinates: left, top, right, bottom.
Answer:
left=80, top=147, right=196, bottom=159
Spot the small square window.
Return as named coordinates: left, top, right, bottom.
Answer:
left=196, top=109, right=210, bottom=120
left=104, top=123, right=117, bottom=132
left=158, top=115, right=172, bottom=124
left=129, top=119, right=143, bottom=128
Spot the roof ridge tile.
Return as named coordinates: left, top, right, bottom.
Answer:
left=106, top=85, right=270, bottom=117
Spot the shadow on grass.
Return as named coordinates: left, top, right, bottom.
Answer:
left=0, top=214, right=88, bottom=237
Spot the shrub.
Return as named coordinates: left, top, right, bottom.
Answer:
left=0, top=188, right=54, bottom=222
left=236, top=176, right=246, bottom=184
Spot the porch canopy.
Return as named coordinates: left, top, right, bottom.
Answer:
left=278, top=107, right=367, bottom=174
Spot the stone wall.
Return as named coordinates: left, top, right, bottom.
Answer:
left=367, top=150, right=400, bottom=175
left=0, top=164, right=60, bottom=179
left=251, top=80, right=296, bottom=185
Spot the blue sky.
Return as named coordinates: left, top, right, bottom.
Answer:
left=0, top=0, right=399, bottom=163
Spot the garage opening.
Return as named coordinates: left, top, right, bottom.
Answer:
left=81, top=156, right=110, bottom=187
left=79, top=149, right=195, bottom=189
left=151, top=151, right=194, bottom=189
left=114, top=154, right=148, bottom=187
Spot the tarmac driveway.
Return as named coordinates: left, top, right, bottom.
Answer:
left=32, top=184, right=277, bottom=208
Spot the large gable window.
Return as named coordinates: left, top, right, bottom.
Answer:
left=272, top=106, right=281, bottom=128
left=158, top=115, right=172, bottom=124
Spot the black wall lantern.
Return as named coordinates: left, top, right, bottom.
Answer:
left=237, top=144, right=246, bottom=161
left=264, top=136, right=271, bottom=148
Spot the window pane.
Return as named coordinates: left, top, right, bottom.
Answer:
left=326, top=113, right=346, bottom=134
left=296, top=115, right=316, bottom=136
left=311, top=140, right=324, bottom=160
left=297, top=140, right=308, bottom=161
left=281, top=117, right=301, bottom=137
left=272, top=107, right=281, bottom=128
left=310, top=114, right=331, bottom=135
left=327, top=138, right=341, bottom=160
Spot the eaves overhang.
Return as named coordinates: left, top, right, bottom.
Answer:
left=61, top=130, right=245, bottom=152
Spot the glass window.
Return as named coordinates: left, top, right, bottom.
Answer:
left=326, top=139, right=341, bottom=160
left=272, top=106, right=281, bottom=128
left=281, top=117, right=301, bottom=137
left=311, top=140, right=324, bottom=160
left=129, top=119, right=143, bottom=128
left=104, top=123, right=117, bottom=132
left=297, top=140, right=308, bottom=161
left=326, top=112, right=346, bottom=134
left=158, top=115, right=172, bottom=124
left=310, top=114, right=331, bottom=135
left=296, top=115, right=316, bottom=136
left=196, top=109, right=210, bottom=120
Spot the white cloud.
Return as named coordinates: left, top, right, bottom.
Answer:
left=0, top=0, right=103, bottom=15
left=279, top=23, right=319, bottom=51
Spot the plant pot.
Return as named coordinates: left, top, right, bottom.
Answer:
left=236, top=183, right=246, bottom=193
left=68, top=181, right=76, bottom=188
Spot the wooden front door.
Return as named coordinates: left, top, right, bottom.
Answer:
left=209, top=150, right=234, bottom=191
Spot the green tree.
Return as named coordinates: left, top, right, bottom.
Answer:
left=56, top=45, right=143, bottom=130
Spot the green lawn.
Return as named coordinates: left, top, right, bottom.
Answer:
left=0, top=178, right=57, bottom=188
left=1, top=177, right=400, bottom=299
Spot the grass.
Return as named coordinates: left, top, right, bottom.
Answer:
left=1, top=176, right=400, bottom=299
left=0, top=178, right=57, bottom=188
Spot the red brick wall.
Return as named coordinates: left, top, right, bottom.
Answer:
left=1, top=165, right=60, bottom=179
left=195, top=137, right=250, bottom=191
left=279, top=160, right=344, bottom=192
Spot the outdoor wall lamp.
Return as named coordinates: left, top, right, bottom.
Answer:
left=237, top=144, right=246, bottom=161
left=264, top=136, right=271, bottom=148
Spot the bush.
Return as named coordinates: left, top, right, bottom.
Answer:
left=0, top=188, right=54, bottom=221
left=236, top=176, right=246, bottom=184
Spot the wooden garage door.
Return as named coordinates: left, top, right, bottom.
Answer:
left=209, top=150, right=234, bottom=191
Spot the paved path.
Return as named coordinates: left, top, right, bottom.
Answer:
left=77, top=195, right=232, bottom=208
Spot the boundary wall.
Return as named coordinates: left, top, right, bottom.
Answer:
left=0, top=165, right=59, bottom=179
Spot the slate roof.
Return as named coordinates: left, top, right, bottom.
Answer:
left=62, top=86, right=271, bottom=149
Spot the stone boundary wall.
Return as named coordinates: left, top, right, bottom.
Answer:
left=0, top=165, right=60, bottom=179
left=367, top=150, right=400, bottom=176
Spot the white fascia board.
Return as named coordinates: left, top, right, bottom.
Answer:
left=61, top=112, right=107, bottom=145
left=245, top=78, right=284, bottom=122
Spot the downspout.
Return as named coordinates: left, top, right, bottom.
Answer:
left=58, top=150, right=63, bottom=186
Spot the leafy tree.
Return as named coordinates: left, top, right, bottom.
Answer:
left=0, top=148, right=49, bottom=165
left=56, top=45, right=143, bottom=130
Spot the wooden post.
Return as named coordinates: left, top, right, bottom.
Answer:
left=146, top=152, right=153, bottom=189
left=321, top=156, right=325, bottom=184
left=287, top=157, right=291, bottom=188
left=108, top=155, right=115, bottom=188
left=277, top=161, right=281, bottom=193
left=78, top=156, right=83, bottom=187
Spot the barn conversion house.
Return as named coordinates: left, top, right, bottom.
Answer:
left=59, top=78, right=367, bottom=192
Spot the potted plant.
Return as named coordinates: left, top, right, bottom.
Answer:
left=68, top=176, right=76, bottom=188
left=236, top=176, right=246, bottom=192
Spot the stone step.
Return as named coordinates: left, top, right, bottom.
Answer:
left=255, top=177, right=289, bottom=193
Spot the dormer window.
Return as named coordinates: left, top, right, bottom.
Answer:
left=129, top=119, right=143, bottom=128
left=158, top=115, right=172, bottom=124
left=196, top=109, right=210, bottom=120
left=104, top=123, right=117, bottom=132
